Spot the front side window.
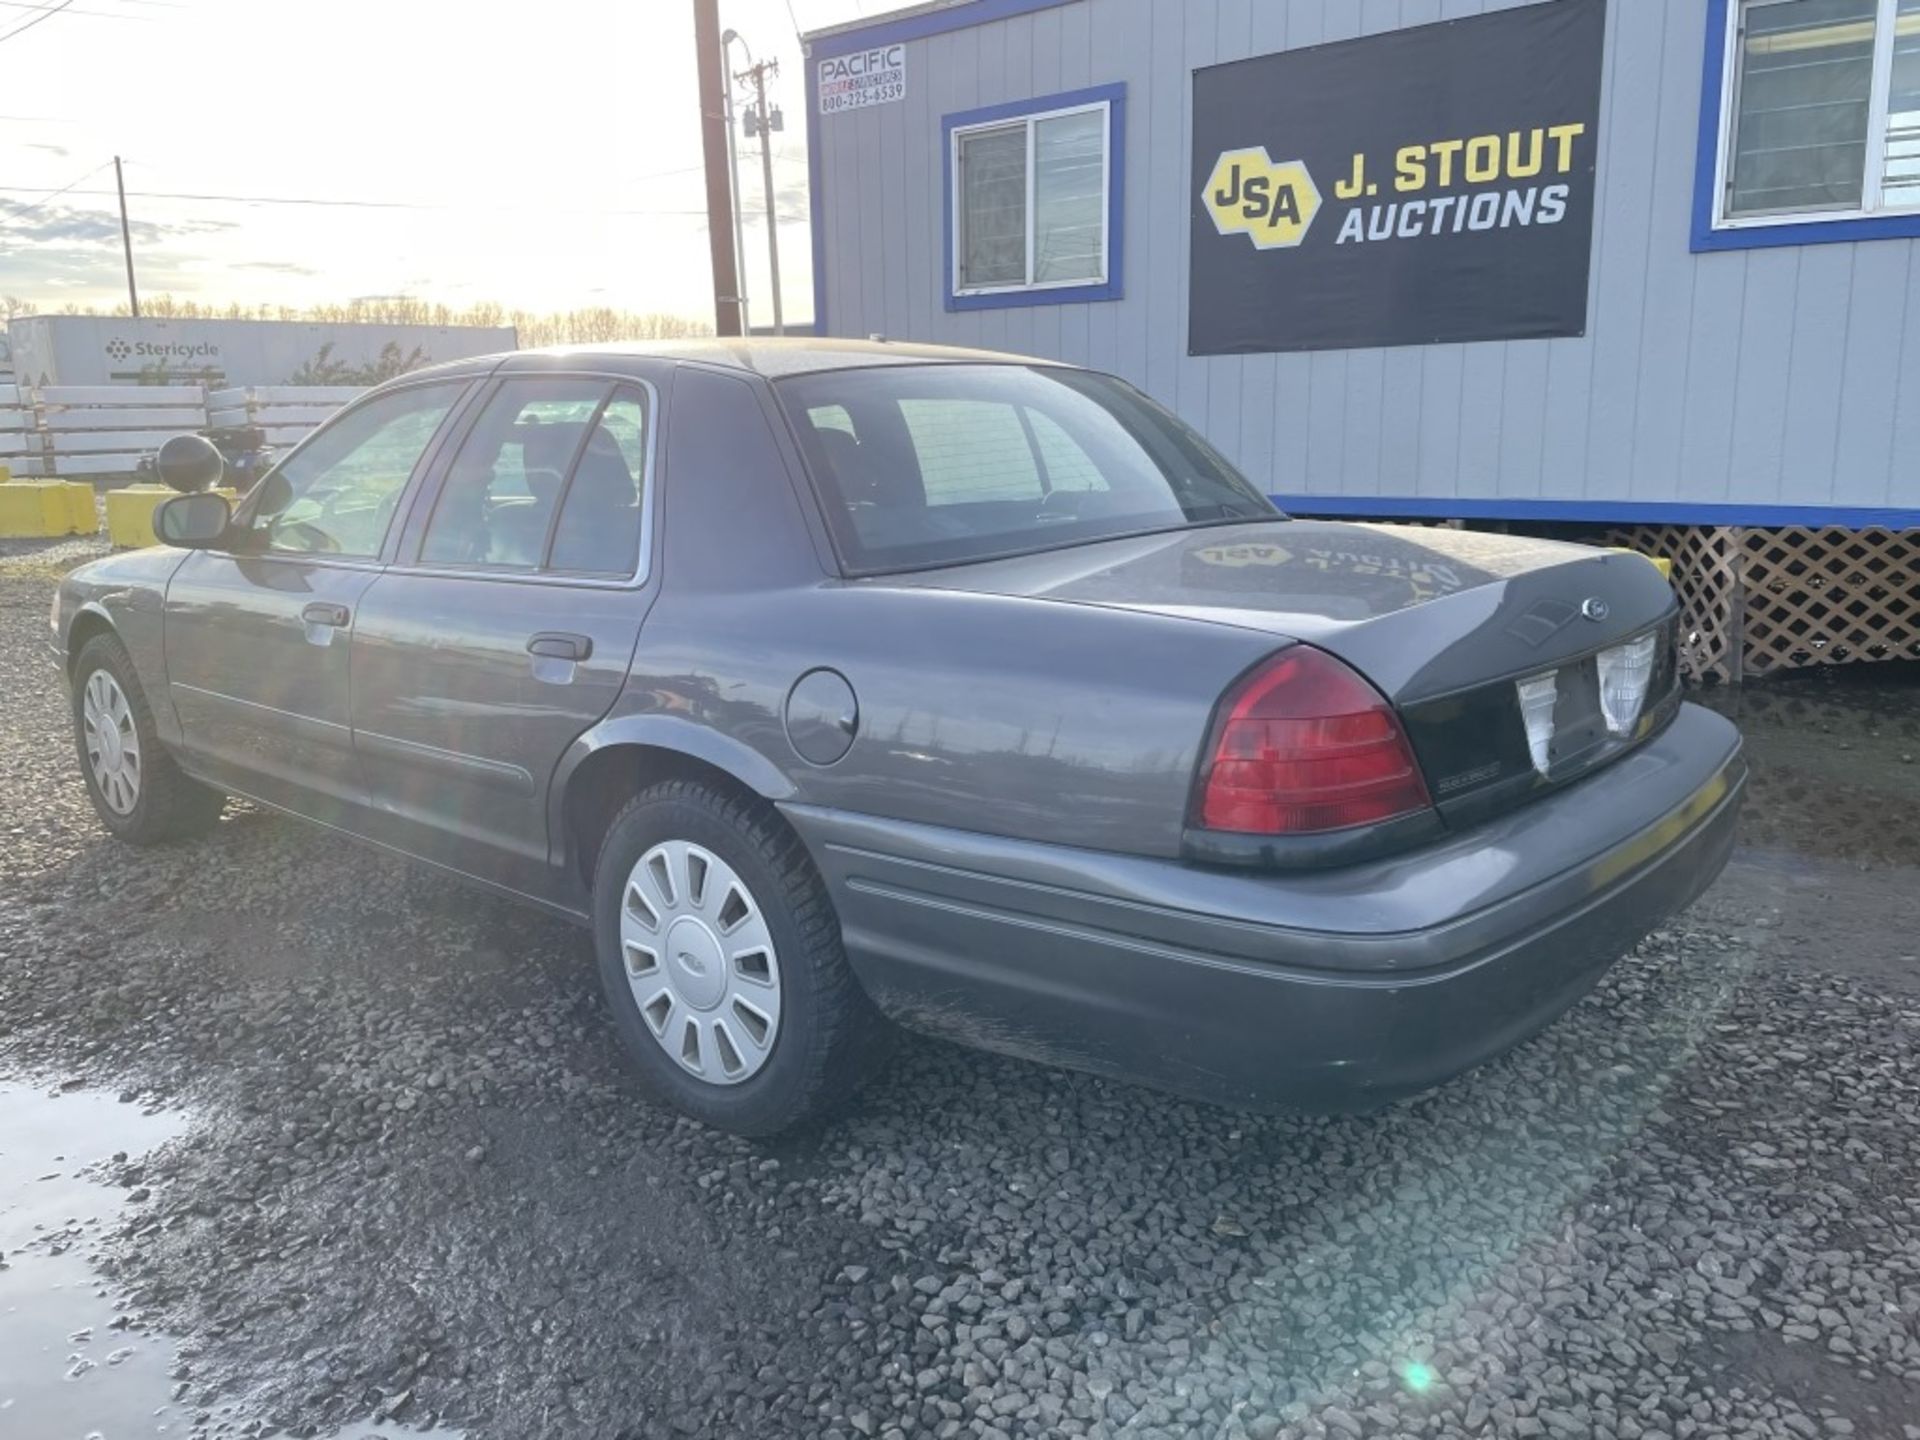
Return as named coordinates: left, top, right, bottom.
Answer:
left=1720, top=0, right=1920, bottom=223
left=253, top=382, right=464, bottom=559
left=948, top=87, right=1121, bottom=302
left=778, top=364, right=1274, bottom=573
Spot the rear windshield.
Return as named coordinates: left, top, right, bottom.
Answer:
left=775, top=364, right=1277, bottom=572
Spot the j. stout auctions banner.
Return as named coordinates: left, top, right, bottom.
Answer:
left=1189, top=0, right=1604, bottom=355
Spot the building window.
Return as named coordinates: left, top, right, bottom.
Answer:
left=1707, top=0, right=1920, bottom=237
left=942, top=83, right=1126, bottom=310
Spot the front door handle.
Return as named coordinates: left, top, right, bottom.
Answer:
left=301, top=602, right=350, bottom=628
left=527, top=632, right=592, bottom=662
left=299, top=601, right=350, bottom=647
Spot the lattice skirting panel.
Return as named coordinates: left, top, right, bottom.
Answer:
left=1600, top=525, right=1743, bottom=684
left=1597, top=525, right=1919, bottom=684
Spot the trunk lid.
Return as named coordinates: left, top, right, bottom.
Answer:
left=890, top=520, right=1682, bottom=825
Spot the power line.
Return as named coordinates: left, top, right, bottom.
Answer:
left=0, top=1, right=153, bottom=19
left=0, top=182, right=712, bottom=217
left=0, top=0, right=78, bottom=43
left=0, top=158, right=109, bottom=224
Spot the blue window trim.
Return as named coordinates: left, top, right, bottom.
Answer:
left=1274, top=494, right=1920, bottom=530
left=942, top=83, right=1126, bottom=312
left=1692, top=0, right=1920, bottom=253
left=805, top=0, right=1086, bottom=336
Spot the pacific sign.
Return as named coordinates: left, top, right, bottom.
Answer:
left=818, top=43, right=907, bottom=115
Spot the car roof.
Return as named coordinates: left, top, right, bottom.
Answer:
left=494, top=337, right=1077, bottom=380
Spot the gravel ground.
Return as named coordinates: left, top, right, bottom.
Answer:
left=4, top=534, right=1920, bottom=1440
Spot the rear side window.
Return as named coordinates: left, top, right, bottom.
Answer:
left=421, top=379, right=608, bottom=569
left=778, top=364, right=1274, bottom=573
left=548, top=392, right=649, bottom=575
left=417, top=379, right=652, bottom=578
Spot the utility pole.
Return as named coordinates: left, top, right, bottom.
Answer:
left=692, top=0, right=744, bottom=336
left=113, top=154, right=139, bottom=319
left=721, top=28, right=752, bottom=333
left=737, top=55, right=785, bottom=336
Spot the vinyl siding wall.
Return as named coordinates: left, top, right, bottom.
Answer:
left=806, top=0, right=1920, bottom=520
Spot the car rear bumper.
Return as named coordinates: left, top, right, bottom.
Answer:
left=783, top=703, right=1745, bottom=1111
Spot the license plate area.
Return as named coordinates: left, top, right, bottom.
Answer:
left=1539, top=660, right=1610, bottom=776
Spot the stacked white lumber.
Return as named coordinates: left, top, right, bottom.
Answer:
left=0, top=382, right=39, bottom=475
left=207, top=385, right=360, bottom=448
left=31, top=386, right=208, bottom=478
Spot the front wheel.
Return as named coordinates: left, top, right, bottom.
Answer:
left=591, top=778, right=887, bottom=1136
left=71, top=633, right=224, bottom=845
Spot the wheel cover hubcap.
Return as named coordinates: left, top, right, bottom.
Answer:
left=620, top=840, right=782, bottom=1085
left=82, top=670, right=141, bottom=816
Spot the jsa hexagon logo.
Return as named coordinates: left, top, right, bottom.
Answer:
left=1203, top=148, right=1322, bottom=249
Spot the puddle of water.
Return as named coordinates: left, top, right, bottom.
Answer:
left=1699, top=662, right=1920, bottom=870
left=0, top=1081, right=187, bottom=1438
left=0, top=1081, right=467, bottom=1440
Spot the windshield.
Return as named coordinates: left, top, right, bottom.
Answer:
left=776, top=364, right=1278, bottom=572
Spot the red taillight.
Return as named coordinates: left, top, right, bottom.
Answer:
left=1193, top=647, right=1432, bottom=836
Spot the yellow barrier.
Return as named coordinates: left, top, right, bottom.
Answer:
left=1609, top=546, right=1673, bottom=581
left=0, top=478, right=99, bottom=537
left=105, top=484, right=238, bottom=549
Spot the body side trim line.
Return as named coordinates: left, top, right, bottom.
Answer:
left=169, top=682, right=353, bottom=749
left=173, top=765, right=590, bottom=924
left=355, top=728, right=536, bottom=795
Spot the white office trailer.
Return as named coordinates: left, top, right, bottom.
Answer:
left=801, top=0, right=1920, bottom=679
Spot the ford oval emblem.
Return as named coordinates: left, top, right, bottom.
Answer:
left=1582, top=597, right=1611, bottom=622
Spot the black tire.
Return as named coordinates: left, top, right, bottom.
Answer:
left=591, top=778, right=887, bottom=1136
left=71, top=633, right=225, bottom=846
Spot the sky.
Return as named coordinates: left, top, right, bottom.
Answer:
left=0, top=0, right=892, bottom=325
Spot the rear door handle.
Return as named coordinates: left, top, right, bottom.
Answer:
left=527, top=632, right=593, bottom=662
left=301, top=602, right=350, bottom=628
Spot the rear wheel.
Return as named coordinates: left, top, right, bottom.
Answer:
left=591, top=778, right=885, bottom=1135
left=71, top=633, right=224, bottom=845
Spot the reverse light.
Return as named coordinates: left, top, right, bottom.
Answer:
left=1597, top=631, right=1658, bottom=737
left=1193, top=647, right=1431, bottom=836
left=1515, top=672, right=1558, bottom=775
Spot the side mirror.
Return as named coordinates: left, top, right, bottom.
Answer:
left=154, top=491, right=233, bottom=549
left=155, top=433, right=226, bottom=494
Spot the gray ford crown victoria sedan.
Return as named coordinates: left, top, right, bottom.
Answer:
left=51, top=340, right=1744, bottom=1135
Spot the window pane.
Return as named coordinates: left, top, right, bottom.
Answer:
left=779, top=366, right=1274, bottom=572
left=1886, top=0, right=1920, bottom=208
left=258, top=382, right=462, bottom=558
left=959, top=124, right=1027, bottom=288
left=808, top=403, right=858, bottom=438
left=1034, top=109, right=1105, bottom=283
left=1728, top=0, right=1877, bottom=218
left=548, top=391, right=649, bottom=575
left=421, top=379, right=608, bottom=568
left=1028, top=409, right=1108, bottom=492
left=900, top=398, right=1041, bottom=505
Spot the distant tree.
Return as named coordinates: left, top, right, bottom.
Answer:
left=286, top=340, right=432, bottom=386
left=1, top=295, right=716, bottom=351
